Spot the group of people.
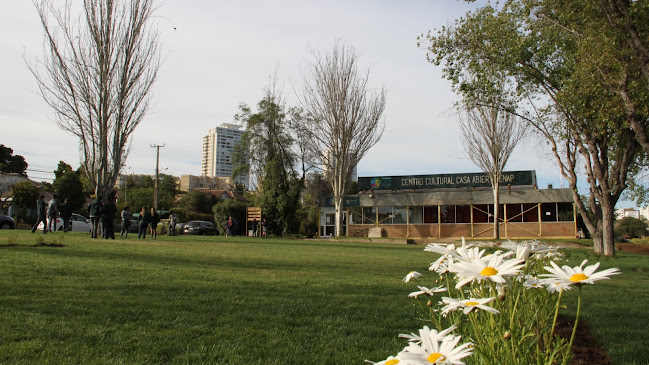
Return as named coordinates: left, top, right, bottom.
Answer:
left=30, top=193, right=167, bottom=240
left=86, top=194, right=118, bottom=239
left=249, top=217, right=268, bottom=238
left=30, top=194, right=72, bottom=233
left=31, top=193, right=262, bottom=239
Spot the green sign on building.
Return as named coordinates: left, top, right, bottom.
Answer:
left=358, top=171, right=536, bottom=191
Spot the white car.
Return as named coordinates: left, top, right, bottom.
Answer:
left=37, top=213, right=92, bottom=232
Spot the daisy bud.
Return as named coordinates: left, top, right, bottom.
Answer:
left=427, top=300, right=433, bottom=307
left=497, top=286, right=506, bottom=301
left=503, top=331, right=511, bottom=340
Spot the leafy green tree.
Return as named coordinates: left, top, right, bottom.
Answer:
left=174, top=190, right=219, bottom=222
left=122, top=174, right=175, bottom=213
left=233, top=87, right=303, bottom=236
left=615, top=216, right=648, bottom=238
left=297, top=194, right=319, bottom=238
left=0, top=145, right=28, bottom=176
left=52, top=161, right=85, bottom=212
left=212, top=199, right=248, bottom=236
left=419, top=0, right=647, bottom=255
left=11, top=180, right=40, bottom=223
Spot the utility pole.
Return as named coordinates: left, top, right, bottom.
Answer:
left=151, top=144, right=165, bottom=211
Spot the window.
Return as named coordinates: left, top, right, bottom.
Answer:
left=456, top=205, right=471, bottom=223
left=440, top=205, right=455, bottom=223
left=423, top=206, right=438, bottom=223
left=378, top=206, right=392, bottom=224
left=472, top=205, right=489, bottom=223
left=557, top=203, right=573, bottom=222
left=522, top=203, right=538, bottom=222
left=362, top=207, right=376, bottom=224
left=349, top=207, right=363, bottom=224
left=392, top=207, right=409, bottom=224
left=411, top=206, right=423, bottom=224
left=506, top=204, right=523, bottom=222
left=541, top=203, right=557, bottom=222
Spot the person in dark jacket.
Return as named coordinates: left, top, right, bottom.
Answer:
left=120, top=205, right=132, bottom=238
left=149, top=207, right=160, bottom=240
left=102, top=194, right=117, bottom=239
left=87, top=195, right=103, bottom=238
left=47, top=194, right=60, bottom=232
left=60, top=198, right=72, bottom=232
left=138, top=206, right=150, bottom=239
left=31, top=195, right=48, bottom=234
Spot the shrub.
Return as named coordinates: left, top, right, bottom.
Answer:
left=615, top=216, right=648, bottom=238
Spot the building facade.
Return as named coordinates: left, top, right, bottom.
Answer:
left=319, top=171, right=577, bottom=239
left=180, top=175, right=232, bottom=191
left=201, top=123, right=248, bottom=188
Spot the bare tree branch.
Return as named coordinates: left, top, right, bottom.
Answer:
left=298, top=41, right=386, bottom=236
left=28, top=0, right=160, bottom=198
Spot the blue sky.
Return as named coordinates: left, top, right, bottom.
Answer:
left=2, top=0, right=631, bottom=206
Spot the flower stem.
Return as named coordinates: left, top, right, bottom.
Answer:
left=549, top=288, right=563, bottom=337
left=567, top=286, right=582, bottom=351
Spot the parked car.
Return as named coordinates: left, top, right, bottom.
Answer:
left=37, top=213, right=92, bottom=232
left=0, top=214, right=16, bottom=229
left=180, top=220, right=219, bottom=236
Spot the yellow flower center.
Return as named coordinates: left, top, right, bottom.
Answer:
left=427, top=353, right=445, bottom=363
left=465, top=301, right=479, bottom=306
left=386, top=360, right=400, bottom=365
left=570, top=273, right=589, bottom=282
left=480, top=267, right=498, bottom=276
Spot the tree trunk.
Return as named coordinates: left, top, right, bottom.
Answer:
left=334, top=196, right=343, bottom=237
left=600, top=198, right=616, bottom=256
left=493, top=181, right=500, bottom=239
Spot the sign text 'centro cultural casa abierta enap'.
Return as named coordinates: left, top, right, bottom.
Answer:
left=358, top=171, right=537, bottom=191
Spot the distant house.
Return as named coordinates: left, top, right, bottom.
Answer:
left=616, top=207, right=641, bottom=220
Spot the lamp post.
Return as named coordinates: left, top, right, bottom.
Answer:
left=151, top=144, right=165, bottom=211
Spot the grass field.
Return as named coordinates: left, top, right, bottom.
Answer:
left=0, top=231, right=647, bottom=364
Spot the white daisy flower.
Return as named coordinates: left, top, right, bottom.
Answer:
left=449, top=252, right=524, bottom=288
left=522, top=275, right=544, bottom=289
left=364, top=354, right=406, bottom=365
left=500, top=240, right=553, bottom=261
left=399, top=326, right=473, bottom=365
left=429, top=255, right=453, bottom=274
left=452, top=246, right=487, bottom=262
left=541, top=259, right=621, bottom=287
left=424, top=243, right=457, bottom=256
left=399, top=325, right=457, bottom=345
left=403, top=271, right=423, bottom=283
left=409, top=285, right=448, bottom=298
left=542, top=280, right=574, bottom=293
left=441, top=297, right=500, bottom=315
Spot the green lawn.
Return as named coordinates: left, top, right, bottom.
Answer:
left=0, top=231, right=646, bottom=364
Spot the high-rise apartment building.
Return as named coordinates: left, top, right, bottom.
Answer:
left=201, top=123, right=248, bottom=188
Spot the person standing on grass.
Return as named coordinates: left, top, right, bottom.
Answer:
left=47, top=194, right=60, bottom=232
left=120, top=205, right=132, bottom=238
left=60, top=198, right=72, bottom=232
left=262, top=217, right=267, bottom=239
left=138, top=206, right=150, bottom=239
left=87, top=195, right=103, bottom=238
left=102, top=194, right=117, bottom=239
left=31, top=195, right=48, bottom=234
left=168, top=211, right=177, bottom=236
left=225, top=216, right=233, bottom=237
left=252, top=218, right=258, bottom=237
left=149, top=208, right=159, bottom=240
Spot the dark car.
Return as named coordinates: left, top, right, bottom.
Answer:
left=0, top=214, right=16, bottom=229
left=180, top=220, right=219, bottom=236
